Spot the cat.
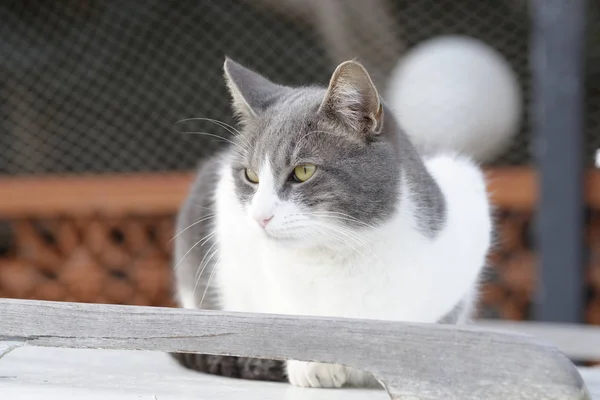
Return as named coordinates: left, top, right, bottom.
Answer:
left=171, top=58, right=492, bottom=388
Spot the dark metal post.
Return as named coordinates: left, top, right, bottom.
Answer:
left=531, top=0, right=586, bottom=322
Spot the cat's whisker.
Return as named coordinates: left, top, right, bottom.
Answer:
left=169, top=214, right=215, bottom=243
left=173, top=231, right=216, bottom=271
left=199, top=258, right=220, bottom=309
left=177, top=117, right=252, bottom=148
left=287, top=212, right=379, bottom=248
left=329, top=226, right=371, bottom=251
left=311, top=220, right=381, bottom=263
left=181, top=131, right=249, bottom=154
left=303, top=211, right=378, bottom=230
left=310, top=220, right=367, bottom=248
left=281, top=213, right=375, bottom=248
left=193, top=242, right=219, bottom=302
left=192, top=204, right=214, bottom=211
left=319, top=221, right=378, bottom=248
left=176, top=117, right=241, bottom=137
left=194, top=240, right=219, bottom=281
left=311, top=224, right=368, bottom=259
left=289, top=210, right=365, bottom=224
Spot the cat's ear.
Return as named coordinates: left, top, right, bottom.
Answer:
left=318, top=60, right=383, bottom=135
left=223, top=58, right=287, bottom=124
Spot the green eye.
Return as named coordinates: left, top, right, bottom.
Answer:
left=245, top=168, right=259, bottom=183
left=292, top=164, right=317, bottom=182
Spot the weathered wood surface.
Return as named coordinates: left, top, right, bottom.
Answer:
left=0, top=341, right=24, bottom=360
left=478, top=320, right=600, bottom=360
left=1, top=168, right=600, bottom=217
left=0, top=299, right=591, bottom=399
left=1, top=347, right=598, bottom=400
left=580, top=368, right=600, bottom=400
left=0, top=346, right=387, bottom=400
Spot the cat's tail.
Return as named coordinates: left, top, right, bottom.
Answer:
left=385, top=35, right=522, bottom=163
left=170, top=352, right=287, bottom=382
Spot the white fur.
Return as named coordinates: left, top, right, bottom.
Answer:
left=211, top=152, right=491, bottom=388
left=386, top=35, right=522, bottom=162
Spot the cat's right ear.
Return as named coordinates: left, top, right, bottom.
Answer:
left=223, top=58, right=287, bottom=125
left=318, top=60, right=383, bottom=136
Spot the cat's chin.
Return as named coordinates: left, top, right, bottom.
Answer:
left=261, top=230, right=318, bottom=249
left=263, top=231, right=300, bottom=246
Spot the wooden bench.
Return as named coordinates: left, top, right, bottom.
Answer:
left=0, top=299, right=598, bottom=399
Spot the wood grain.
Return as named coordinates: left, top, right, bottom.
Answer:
left=0, top=299, right=591, bottom=400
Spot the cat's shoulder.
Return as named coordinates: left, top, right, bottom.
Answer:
left=423, top=152, right=487, bottom=195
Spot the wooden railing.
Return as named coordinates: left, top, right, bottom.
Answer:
left=1, top=168, right=600, bottom=217
left=0, top=298, right=592, bottom=400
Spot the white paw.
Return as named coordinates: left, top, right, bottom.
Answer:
left=286, top=360, right=348, bottom=388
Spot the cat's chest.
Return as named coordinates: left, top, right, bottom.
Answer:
left=215, top=228, right=414, bottom=317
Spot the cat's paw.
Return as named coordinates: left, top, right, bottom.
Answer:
left=286, top=360, right=348, bottom=388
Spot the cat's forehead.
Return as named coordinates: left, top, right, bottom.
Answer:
left=245, top=88, right=333, bottom=169
left=259, top=87, right=324, bottom=132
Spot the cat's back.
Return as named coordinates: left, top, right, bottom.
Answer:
left=425, top=153, right=489, bottom=219
left=422, top=152, right=491, bottom=273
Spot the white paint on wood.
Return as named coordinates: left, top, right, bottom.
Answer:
left=1, top=347, right=599, bottom=400
left=0, top=341, right=23, bottom=360
left=579, top=368, right=600, bottom=400
left=0, top=299, right=592, bottom=400
left=477, top=320, right=600, bottom=360
left=0, top=346, right=387, bottom=400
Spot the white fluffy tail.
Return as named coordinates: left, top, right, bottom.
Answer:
left=385, top=35, right=522, bottom=163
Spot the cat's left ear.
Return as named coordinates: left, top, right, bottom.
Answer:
left=318, top=60, right=383, bottom=135
left=223, top=58, right=288, bottom=125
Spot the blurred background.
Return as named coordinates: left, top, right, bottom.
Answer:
left=0, top=0, right=598, bottom=334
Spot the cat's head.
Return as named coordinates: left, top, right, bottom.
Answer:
left=223, top=58, right=400, bottom=248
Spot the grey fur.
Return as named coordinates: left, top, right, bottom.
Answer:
left=172, top=58, right=448, bottom=381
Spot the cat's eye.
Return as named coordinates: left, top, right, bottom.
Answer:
left=292, top=164, right=317, bottom=182
left=245, top=168, right=259, bottom=183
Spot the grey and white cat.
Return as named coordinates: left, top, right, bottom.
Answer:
left=173, top=58, right=492, bottom=388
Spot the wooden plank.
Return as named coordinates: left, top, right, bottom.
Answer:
left=477, top=320, right=600, bottom=360
left=485, top=167, right=536, bottom=210
left=0, top=169, right=599, bottom=218
left=486, top=168, right=600, bottom=209
left=0, top=172, right=193, bottom=218
left=0, top=299, right=591, bottom=400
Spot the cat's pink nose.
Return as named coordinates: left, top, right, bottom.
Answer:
left=257, top=215, right=273, bottom=228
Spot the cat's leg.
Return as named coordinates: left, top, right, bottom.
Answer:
left=286, top=361, right=380, bottom=388
left=286, top=360, right=348, bottom=388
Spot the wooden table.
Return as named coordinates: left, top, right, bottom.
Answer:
left=0, top=299, right=598, bottom=399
